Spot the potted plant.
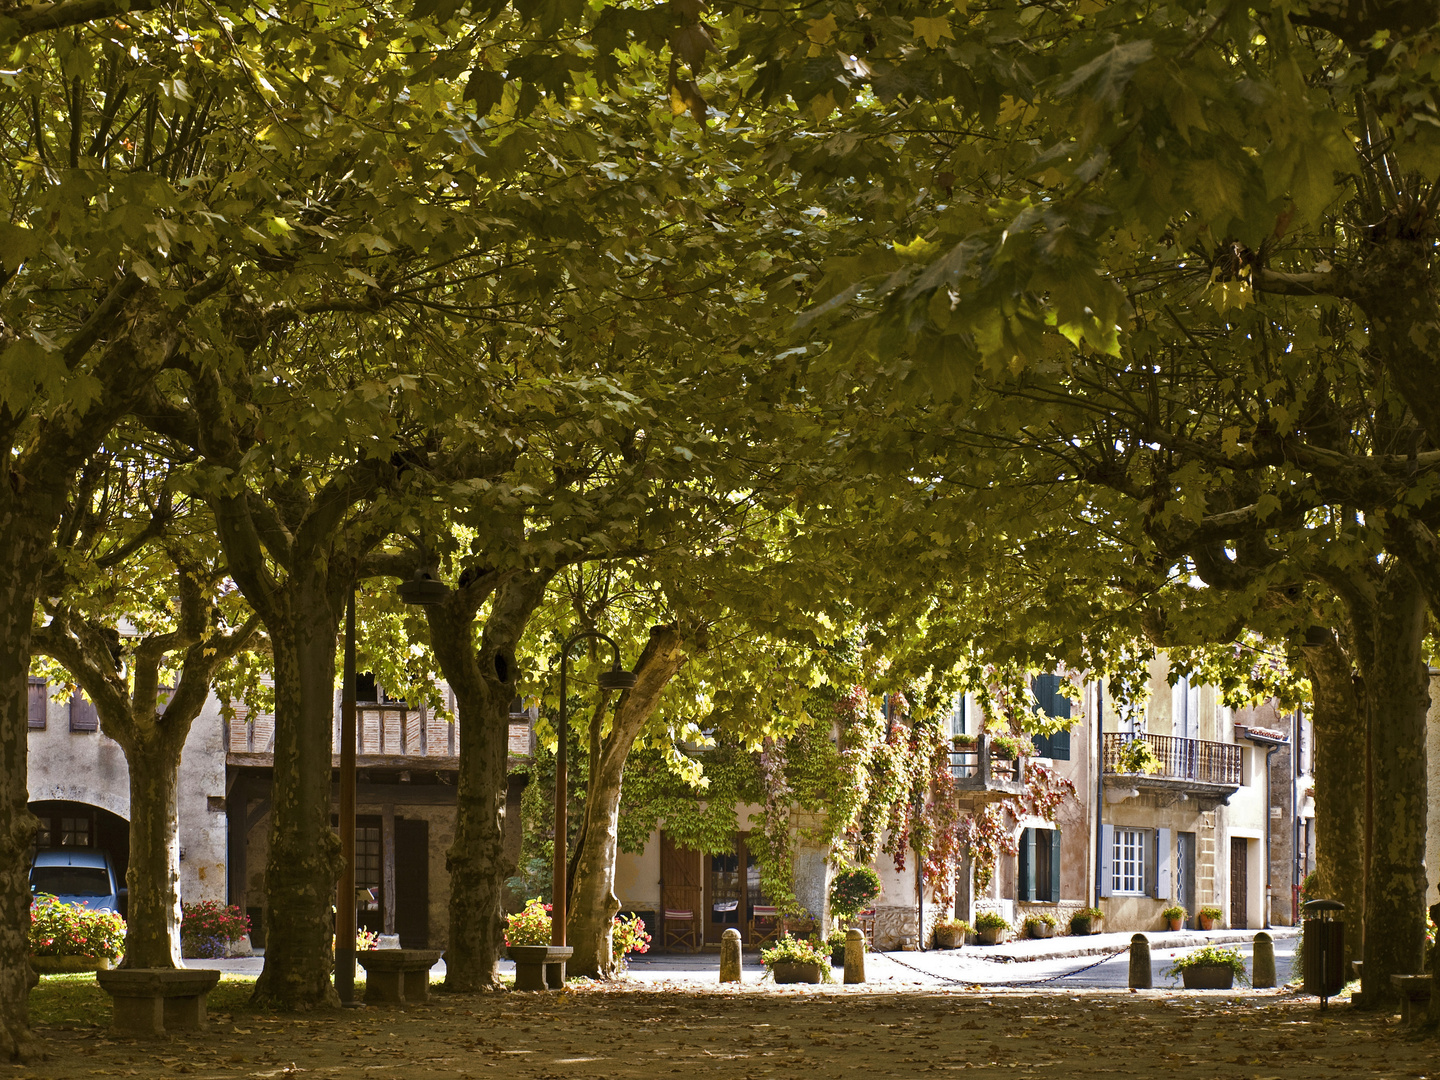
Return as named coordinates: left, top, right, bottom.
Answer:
left=504, top=896, right=556, bottom=968
left=974, top=911, right=1011, bottom=945
left=182, top=899, right=252, bottom=959
left=829, top=865, right=881, bottom=929
left=28, top=894, right=125, bottom=973
left=1069, top=907, right=1104, bottom=936
left=762, top=934, right=833, bottom=984
left=826, top=928, right=849, bottom=965
left=1166, top=944, right=1249, bottom=989
left=988, top=734, right=1034, bottom=760
left=1161, top=905, right=1187, bottom=932
left=1198, top=905, right=1223, bottom=931
left=1025, top=913, right=1059, bottom=939
left=933, top=918, right=973, bottom=949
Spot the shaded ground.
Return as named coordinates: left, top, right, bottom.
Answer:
left=18, top=972, right=1437, bottom=1080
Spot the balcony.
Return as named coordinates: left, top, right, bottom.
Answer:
left=949, top=734, right=1029, bottom=800
left=1102, top=732, right=1241, bottom=810
left=225, top=701, right=535, bottom=771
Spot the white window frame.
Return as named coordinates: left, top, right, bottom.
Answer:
left=1112, top=827, right=1148, bottom=895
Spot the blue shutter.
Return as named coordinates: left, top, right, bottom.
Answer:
left=1019, top=828, right=1036, bottom=901
left=1156, top=828, right=1172, bottom=900
left=1050, top=728, right=1070, bottom=760
left=1049, top=829, right=1063, bottom=903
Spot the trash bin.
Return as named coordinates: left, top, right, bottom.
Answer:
left=1302, top=899, right=1346, bottom=1007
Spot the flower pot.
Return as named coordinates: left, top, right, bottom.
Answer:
left=1180, top=965, right=1235, bottom=990
left=934, top=926, right=964, bottom=949
left=29, top=955, right=110, bottom=974
left=977, top=927, right=1006, bottom=945
left=1070, top=917, right=1100, bottom=936
left=1166, top=918, right=1183, bottom=932
left=771, top=961, right=824, bottom=984
left=1198, top=914, right=1217, bottom=931
left=1027, top=923, right=1055, bottom=939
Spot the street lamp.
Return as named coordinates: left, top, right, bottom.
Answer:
left=553, top=632, right=636, bottom=954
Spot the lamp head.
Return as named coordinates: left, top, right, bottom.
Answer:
left=598, top=668, right=637, bottom=691
left=397, top=570, right=450, bottom=606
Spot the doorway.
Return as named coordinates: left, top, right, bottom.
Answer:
left=1229, top=837, right=1249, bottom=929
left=701, top=834, right=772, bottom=945
left=1177, top=832, right=1197, bottom=929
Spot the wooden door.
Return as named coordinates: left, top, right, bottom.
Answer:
left=394, top=817, right=429, bottom=948
left=1229, top=837, right=1248, bottom=930
left=660, top=833, right=702, bottom=946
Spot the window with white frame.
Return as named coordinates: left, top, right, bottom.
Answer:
left=1112, top=828, right=1147, bottom=894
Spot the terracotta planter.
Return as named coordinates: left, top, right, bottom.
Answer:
left=771, top=961, right=824, bottom=984
left=1180, top=964, right=1235, bottom=989
left=1198, top=914, right=1217, bottom=931
left=977, top=926, right=1007, bottom=945
left=29, top=955, right=111, bottom=974
left=1166, top=918, right=1183, bottom=932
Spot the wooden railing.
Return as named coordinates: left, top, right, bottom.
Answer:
left=1102, top=732, right=1241, bottom=785
left=231, top=702, right=534, bottom=761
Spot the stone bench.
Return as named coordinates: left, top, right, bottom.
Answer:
left=95, top=968, right=222, bottom=1037
left=1389, top=974, right=1432, bottom=1026
left=356, top=949, right=443, bottom=1004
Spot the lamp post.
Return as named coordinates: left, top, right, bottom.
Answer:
left=553, top=632, right=636, bottom=950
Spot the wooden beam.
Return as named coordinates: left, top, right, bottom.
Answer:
left=381, top=804, right=396, bottom=936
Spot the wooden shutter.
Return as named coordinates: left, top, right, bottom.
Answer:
left=1050, top=728, right=1070, bottom=760
left=660, top=833, right=702, bottom=917
left=1049, top=829, right=1062, bottom=903
left=1099, top=824, right=1114, bottom=897
left=1155, top=828, right=1172, bottom=900
left=69, top=692, right=98, bottom=732
left=1018, top=828, right=1036, bottom=901
left=28, top=679, right=47, bottom=729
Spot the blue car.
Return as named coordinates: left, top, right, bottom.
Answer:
left=30, top=850, right=125, bottom=915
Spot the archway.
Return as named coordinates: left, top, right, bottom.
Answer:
left=28, top=799, right=130, bottom=914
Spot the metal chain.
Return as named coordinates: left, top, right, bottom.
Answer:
left=877, top=947, right=1130, bottom=987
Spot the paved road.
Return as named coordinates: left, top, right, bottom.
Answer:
left=187, top=927, right=1298, bottom=991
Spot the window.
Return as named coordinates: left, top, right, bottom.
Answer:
left=1029, top=674, right=1072, bottom=760
left=950, top=693, right=967, bottom=738
left=1112, top=828, right=1146, bottom=894
left=1172, top=676, right=1200, bottom=741
left=1017, top=827, right=1062, bottom=902
left=60, top=816, right=91, bottom=847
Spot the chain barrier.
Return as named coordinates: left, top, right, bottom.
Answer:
left=877, top=947, right=1130, bottom=988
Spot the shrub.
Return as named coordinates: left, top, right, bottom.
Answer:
left=1162, top=905, right=1187, bottom=922
left=180, top=900, right=250, bottom=958
left=934, top=917, right=974, bottom=935
left=504, top=898, right=552, bottom=947
left=1070, top=907, right=1104, bottom=933
left=829, top=866, right=881, bottom=923
left=30, top=894, right=125, bottom=961
left=989, top=734, right=1035, bottom=760
left=974, top=911, right=1011, bottom=932
left=612, top=914, right=650, bottom=967
left=1165, top=944, right=1250, bottom=985
left=1026, top=913, right=1059, bottom=929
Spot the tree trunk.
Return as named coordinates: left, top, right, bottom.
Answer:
left=1355, top=571, right=1430, bottom=1008
left=119, top=736, right=186, bottom=968
left=567, top=625, right=686, bottom=980
left=0, top=563, right=42, bottom=1063
left=252, top=589, right=344, bottom=1009
left=425, top=574, right=548, bottom=993
left=1302, top=633, right=1366, bottom=970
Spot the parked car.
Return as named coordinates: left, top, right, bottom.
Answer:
left=30, top=850, right=125, bottom=914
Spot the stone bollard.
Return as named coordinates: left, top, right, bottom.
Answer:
left=1252, top=931, right=1276, bottom=989
left=1128, top=934, right=1151, bottom=989
left=844, top=928, right=866, bottom=985
left=720, top=928, right=743, bottom=984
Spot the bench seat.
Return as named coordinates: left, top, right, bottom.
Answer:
left=95, top=968, right=222, bottom=1037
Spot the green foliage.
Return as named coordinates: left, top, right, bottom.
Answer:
left=1116, top=740, right=1162, bottom=776
left=29, top=896, right=125, bottom=962
left=1162, top=905, right=1187, bottom=922
left=504, top=898, right=553, bottom=948
left=1165, top=945, right=1250, bottom=986
left=974, top=912, right=1011, bottom=933
left=828, top=866, right=880, bottom=923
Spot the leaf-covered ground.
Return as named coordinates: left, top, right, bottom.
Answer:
left=17, top=975, right=1438, bottom=1078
